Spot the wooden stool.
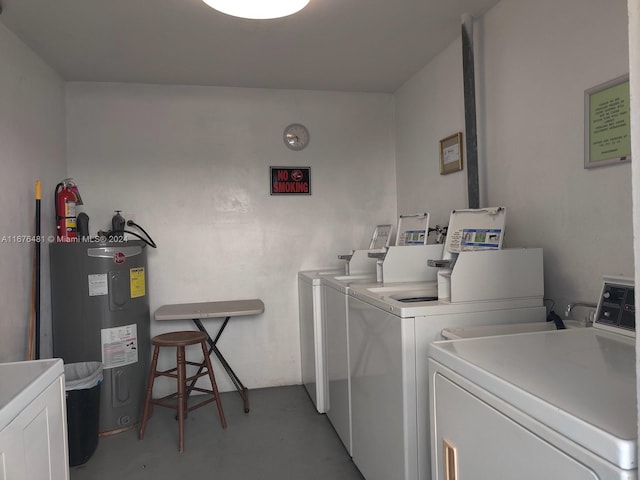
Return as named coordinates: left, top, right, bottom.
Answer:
left=138, top=331, right=227, bottom=452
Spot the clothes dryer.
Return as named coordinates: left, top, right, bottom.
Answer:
left=428, top=275, right=636, bottom=480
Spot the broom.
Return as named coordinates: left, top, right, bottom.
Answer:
left=28, top=180, right=41, bottom=360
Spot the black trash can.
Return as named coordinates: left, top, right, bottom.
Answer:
left=64, top=362, right=103, bottom=467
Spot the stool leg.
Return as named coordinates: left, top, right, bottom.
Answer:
left=201, top=341, right=227, bottom=429
left=139, top=345, right=160, bottom=440
left=177, top=345, right=187, bottom=453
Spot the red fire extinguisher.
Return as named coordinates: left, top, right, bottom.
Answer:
left=55, top=179, right=83, bottom=241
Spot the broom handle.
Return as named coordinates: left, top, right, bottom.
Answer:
left=28, top=247, right=36, bottom=360
left=35, top=180, right=41, bottom=360
left=28, top=180, right=41, bottom=360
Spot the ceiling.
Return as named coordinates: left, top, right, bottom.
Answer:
left=0, top=0, right=499, bottom=93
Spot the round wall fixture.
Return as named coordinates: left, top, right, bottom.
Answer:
left=201, top=0, right=310, bottom=20
left=283, top=123, right=310, bottom=151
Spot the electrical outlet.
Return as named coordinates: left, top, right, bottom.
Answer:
left=121, top=213, right=136, bottom=241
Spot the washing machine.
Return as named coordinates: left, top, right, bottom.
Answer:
left=429, top=275, right=636, bottom=480
left=323, top=213, right=432, bottom=455
left=347, top=244, right=547, bottom=480
left=299, top=214, right=435, bottom=414
left=323, top=273, right=377, bottom=455
left=298, top=268, right=343, bottom=413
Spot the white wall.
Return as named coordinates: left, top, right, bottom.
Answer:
left=2, top=0, right=633, bottom=385
left=66, top=82, right=396, bottom=392
left=0, top=24, right=66, bottom=362
left=395, top=0, right=632, bottom=313
left=395, top=38, right=467, bottom=228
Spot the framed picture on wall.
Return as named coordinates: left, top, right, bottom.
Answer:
left=439, top=132, right=464, bottom=175
left=584, top=74, right=631, bottom=169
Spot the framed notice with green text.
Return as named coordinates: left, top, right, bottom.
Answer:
left=584, top=75, right=631, bottom=169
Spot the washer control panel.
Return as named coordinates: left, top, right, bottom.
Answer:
left=594, top=276, right=635, bottom=336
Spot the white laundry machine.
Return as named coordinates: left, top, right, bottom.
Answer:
left=347, top=245, right=547, bottom=480
left=301, top=249, right=443, bottom=415
left=298, top=268, right=343, bottom=413
left=429, top=276, right=636, bottom=480
left=325, top=213, right=434, bottom=452
left=299, top=214, right=438, bottom=414
left=324, top=273, right=377, bottom=455
left=339, top=214, right=430, bottom=278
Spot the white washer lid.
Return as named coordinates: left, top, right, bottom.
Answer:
left=430, top=328, right=637, bottom=469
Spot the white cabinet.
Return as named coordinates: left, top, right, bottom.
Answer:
left=0, top=359, right=69, bottom=480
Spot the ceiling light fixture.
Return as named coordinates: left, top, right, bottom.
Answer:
left=201, top=0, right=310, bottom=20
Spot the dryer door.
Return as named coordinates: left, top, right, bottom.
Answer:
left=431, top=372, right=603, bottom=480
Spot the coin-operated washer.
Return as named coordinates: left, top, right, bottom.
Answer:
left=338, top=224, right=394, bottom=275
left=325, top=213, right=441, bottom=452
left=368, top=213, right=445, bottom=283
left=300, top=215, right=440, bottom=415
left=429, top=275, right=636, bottom=480
left=298, top=267, right=343, bottom=413
left=299, top=223, right=393, bottom=414
left=347, top=207, right=547, bottom=480
left=323, top=273, right=378, bottom=454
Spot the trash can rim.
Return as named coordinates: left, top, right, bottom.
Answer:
left=64, top=362, right=104, bottom=391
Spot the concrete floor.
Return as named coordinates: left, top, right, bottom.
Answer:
left=70, top=385, right=364, bottom=480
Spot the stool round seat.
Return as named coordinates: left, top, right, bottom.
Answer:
left=152, top=331, right=207, bottom=347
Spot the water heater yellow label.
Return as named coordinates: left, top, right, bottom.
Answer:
left=130, top=267, right=146, bottom=298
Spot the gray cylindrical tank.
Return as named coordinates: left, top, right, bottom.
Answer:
left=50, top=241, right=150, bottom=435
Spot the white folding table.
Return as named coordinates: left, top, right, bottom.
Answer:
left=154, top=299, right=265, bottom=412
